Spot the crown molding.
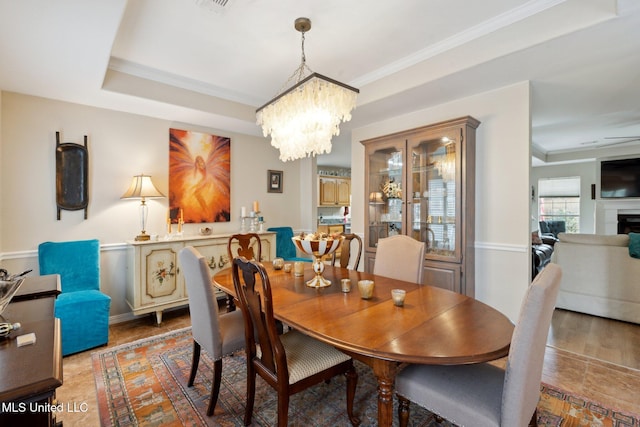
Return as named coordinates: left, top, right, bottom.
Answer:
left=351, top=0, right=566, bottom=87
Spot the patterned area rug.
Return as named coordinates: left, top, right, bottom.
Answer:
left=92, top=327, right=640, bottom=427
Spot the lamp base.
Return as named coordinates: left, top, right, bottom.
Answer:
left=135, top=233, right=150, bottom=241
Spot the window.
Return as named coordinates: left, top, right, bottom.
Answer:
left=538, top=177, right=580, bottom=233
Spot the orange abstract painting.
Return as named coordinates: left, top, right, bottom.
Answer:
left=169, top=128, right=230, bottom=223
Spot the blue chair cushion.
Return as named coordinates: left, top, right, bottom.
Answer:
left=267, top=227, right=311, bottom=262
left=55, top=290, right=111, bottom=356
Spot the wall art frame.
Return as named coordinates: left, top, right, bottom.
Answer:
left=268, top=170, right=283, bottom=193
left=169, top=128, right=231, bottom=223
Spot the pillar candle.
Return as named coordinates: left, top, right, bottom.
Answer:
left=294, top=261, right=305, bottom=277
left=241, top=206, right=246, bottom=217
left=253, top=201, right=259, bottom=212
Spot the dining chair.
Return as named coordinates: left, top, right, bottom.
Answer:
left=226, top=233, right=262, bottom=311
left=178, top=246, right=245, bottom=416
left=266, top=226, right=312, bottom=262
left=373, top=235, right=426, bottom=284
left=332, top=232, right=363, bottom=270
left=232, top=256, right=360, bottom=427
left=395, top=263, right=562, bottom=427
left=38, top=239, right=111, bottom=356
left=227, top=233, right=262, bottom=262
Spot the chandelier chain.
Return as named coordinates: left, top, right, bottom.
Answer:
left=275, top=29, right=313, bottom=97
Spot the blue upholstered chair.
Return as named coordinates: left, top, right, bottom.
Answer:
left=38, top=239, right=111, bottom=356
left=266, top=226, right=311, bottom=262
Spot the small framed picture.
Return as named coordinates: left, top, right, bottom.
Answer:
left=268, top=170, right=283, bottom=193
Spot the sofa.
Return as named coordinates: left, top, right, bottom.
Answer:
left=531, top=231, right=554, bottom=279
left=551, top=233, right=640, bottom=324
left=532, top=244, right=553, bottom=279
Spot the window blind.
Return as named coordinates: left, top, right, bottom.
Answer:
left=538, top=177, right=580, bottom=197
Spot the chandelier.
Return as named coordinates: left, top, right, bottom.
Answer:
left=256, top=18, right=359, bottom=162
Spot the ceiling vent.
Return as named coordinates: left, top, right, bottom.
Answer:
left=193, top=0, right=234, bottom=12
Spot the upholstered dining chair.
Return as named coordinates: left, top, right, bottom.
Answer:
left=38, top=239, right=111, bottom=356
left=332, top=233, right=363, bottom=270
left=373, top=235, right=426, bottom=284
left=179, top=246, right=245, bottom=416
left=266, top=226, right=312, bottom=262
left=395, top=263, right=562, bottom=427
left=227, top=233, right=262, bottom=262
left=232, top=256, right=360, bottom=427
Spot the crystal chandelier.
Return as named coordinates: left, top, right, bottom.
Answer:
left=256, top=18, right=359, bottom=162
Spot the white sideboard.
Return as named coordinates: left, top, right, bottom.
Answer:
left=126, top=232, right=276, bottom=324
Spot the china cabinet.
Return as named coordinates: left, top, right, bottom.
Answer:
left=126, top=232, right=275, bottom=323
left=318, top=176, right=351, bottom=206
left=361, top=116, right=479, bottom=296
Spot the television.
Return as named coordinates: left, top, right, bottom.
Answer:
left=600, top=157, right=640, bottom=198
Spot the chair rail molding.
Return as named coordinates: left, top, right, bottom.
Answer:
left=475, top=241, right=529, bottom=253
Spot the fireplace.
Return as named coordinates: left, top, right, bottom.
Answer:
left=618, top=214, right=640, bottom=234
left=596, top=200, right=640, bottom=234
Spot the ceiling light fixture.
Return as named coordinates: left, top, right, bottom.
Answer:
left=256, top=17, right=359, bottom=162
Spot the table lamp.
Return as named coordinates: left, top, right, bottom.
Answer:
left=121, top=174, right=165, bottom=241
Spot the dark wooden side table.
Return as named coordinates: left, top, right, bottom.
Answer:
left=0, top=275, right=63, bottom=427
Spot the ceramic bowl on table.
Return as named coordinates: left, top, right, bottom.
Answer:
left=292, top=235, right=343, bottom=288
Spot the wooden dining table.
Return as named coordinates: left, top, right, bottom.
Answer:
left=212, top=263, right=515, bottom=427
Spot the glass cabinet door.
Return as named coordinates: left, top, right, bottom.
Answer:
left=366, top=142, right=405, bottom=250
left=409, top=131, right=461, bottom=261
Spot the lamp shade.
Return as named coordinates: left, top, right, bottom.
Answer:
left=121, top=175, right=165, bottom=241
left=369, top=192, right=384, bottom=204
left=121, top=175, right=164, bottom=200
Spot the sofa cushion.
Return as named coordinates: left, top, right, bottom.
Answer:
left=557, top=232, right=629, bottom=247
left=629, top=233, right=640, bottom=259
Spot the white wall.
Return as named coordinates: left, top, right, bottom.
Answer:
left=531, top=161, right=597, bottom=234
left=351, top=82, right=532, bottom=321
left=0, top=91, right=304, bottom=318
